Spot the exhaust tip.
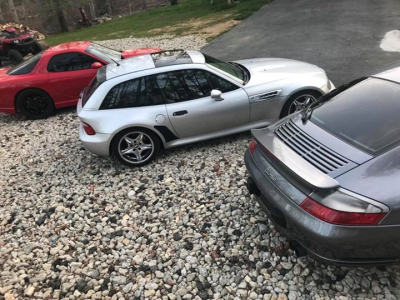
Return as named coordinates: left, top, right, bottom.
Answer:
left=289, top=240, right=307, bottom=257
left=247, top=177, right=260, bottom=196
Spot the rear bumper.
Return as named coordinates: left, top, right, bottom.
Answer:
left=244, top=149, right=400, bottom=266
left=79, top=122, right=112, bottom=157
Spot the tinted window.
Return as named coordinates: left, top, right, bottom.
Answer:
left=83, top=76, right=102, bottom=107
left=100, top=75, right=163, bottom=109
left=7, top=52, right=43, bottom=75
left=311, top=78, right=400, bottom=155
left=48, top=52, right=99, bottom=72
left=205, top=71, right=238, bottom=93
left=156, top=70, right=213, bottom=103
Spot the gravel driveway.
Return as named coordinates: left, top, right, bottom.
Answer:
left=1, top=36, right=400, bottom=300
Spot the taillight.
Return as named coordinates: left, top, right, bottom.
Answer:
left=249, top=139, right=257, bottom=154
left=82, top=122, right=96, bottom=135
left=300, top=197, right=386, bottom=226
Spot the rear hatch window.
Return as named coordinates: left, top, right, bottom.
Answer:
left=311, top=78, right=400, bottom=155
left=83, top=77, right=101, bottom=107
left=7, top=52, right=43, bottom=75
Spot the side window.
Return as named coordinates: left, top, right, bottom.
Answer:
left=100, top=75, right=163, bottom=110
left=205, top=71, right=238, bottom=93
left=48, top=52, right=99, bottom=72
left=156, top=70, right=213, bottom=103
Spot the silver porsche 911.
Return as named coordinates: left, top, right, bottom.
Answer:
left=245, top=65, right=400, bottom=266
left=77, top=50, right=334, bottom=166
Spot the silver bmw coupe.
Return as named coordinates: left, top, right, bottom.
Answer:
left=77, top=50, right=333, bottom=166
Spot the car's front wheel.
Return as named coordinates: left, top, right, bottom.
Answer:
left=112, top=128, right=160, bottom=167
left=16, top=89, right=55, bottom=119
left=280, top=90, right=321, bottom=118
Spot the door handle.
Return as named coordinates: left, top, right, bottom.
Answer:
left=173, top=110, right=188, bottom=116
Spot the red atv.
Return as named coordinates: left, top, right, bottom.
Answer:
left=0, top=27, right=45, bottom=66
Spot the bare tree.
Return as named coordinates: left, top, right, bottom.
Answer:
left=7, top=0, right=19, bottom=22
left=127, top=0, right=132, bottom=15
left=0, top=0, right=4, bottom=21
left=53, top=0, right=68, bottom=32
left=106, top=0, right=112, bottom=15
left=89, top=0, right=96, bottom=19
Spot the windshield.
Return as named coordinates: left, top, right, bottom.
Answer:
left=204, top=54, right=245, bottom=84
left=7, top=52, right=43, bottom=75
left=311, top=78, right=400, bottom=155
left=85, top=43, right=121, bottom=63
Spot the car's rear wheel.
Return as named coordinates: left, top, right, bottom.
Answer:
left=8, top=49, right=24, bottom=65
left=280, top=90, right=322, bottom=118
left=112, top=128, right=160, bottom=167
left=16, top=89, right=55, bottom=119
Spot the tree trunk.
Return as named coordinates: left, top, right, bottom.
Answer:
left=127, top=0, right=132, bottom=15
left=107, top=0, right=112, bottom=15
left=53, top=0, right=68, bottom=32
left=7, top=0, right=19, bottom=22
left=89, top=0, right=96, bottom=19
left=0, top=1, right=4, bottom=21
left=141, top=0, right=146, bottom=10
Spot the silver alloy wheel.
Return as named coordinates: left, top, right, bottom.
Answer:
left=118, top=132, right=154, bottom=164
left=288, top=94, right=318, bottom=114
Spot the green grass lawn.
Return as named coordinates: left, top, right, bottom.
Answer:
left=44, top=0, right=268, bottom=46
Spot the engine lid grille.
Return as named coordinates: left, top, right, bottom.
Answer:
left=274, top=120, right=357, bottom=177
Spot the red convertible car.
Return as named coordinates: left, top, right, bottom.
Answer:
left=0, top=41, right=160, bottom=119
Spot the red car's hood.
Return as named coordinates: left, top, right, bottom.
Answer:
left=121, top=47, right=161, bottom=59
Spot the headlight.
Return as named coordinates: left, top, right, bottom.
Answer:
left=13, top=40, right=20, bottom=44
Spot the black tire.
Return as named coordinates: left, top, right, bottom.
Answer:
left=111, top=128, right=160, bottom=167
left=280, top=90, right=322, bottom=118
left=8, top=49, right=24, bottom=65
left=32, top=41, right=46, bottom=54
left=16, top=89, right=55, bottom=119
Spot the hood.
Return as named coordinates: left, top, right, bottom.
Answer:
left=235, top=58, right=325, bottom=87
left=121, top=47, right=161, bottom=59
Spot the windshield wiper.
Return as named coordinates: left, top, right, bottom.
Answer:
left=301, top=77, right=368, bottom=123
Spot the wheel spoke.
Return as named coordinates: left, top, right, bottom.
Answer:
left=135, top=133, right=144, bottom=144
left=121, top=148, right=134, bottom=155
left=124, top=137, right=134, bottom=145
left=140, top=144, right=153, bottom=151
left=135, top=150, right=142, bottom=161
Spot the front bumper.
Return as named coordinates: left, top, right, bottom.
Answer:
left=79, top=122, right=112, bottom=157
left=244, top=149, right=400, bottom=266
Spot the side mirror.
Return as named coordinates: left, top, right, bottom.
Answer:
left=211, top=89, right=224, bottom=101
left=91, top=62, right=103, bottom=69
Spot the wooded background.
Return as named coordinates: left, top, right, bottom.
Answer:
left=0, top=0, right=169, bottom=34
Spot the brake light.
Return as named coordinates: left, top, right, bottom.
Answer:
left=82, top=122, right=96, bottom=135
left=300, top=197, right=386, bottom=226
left=249, top=139, right=257, bottom=154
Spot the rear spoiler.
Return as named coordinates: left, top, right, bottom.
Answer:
left=252, top=127, right=340, bottom=190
